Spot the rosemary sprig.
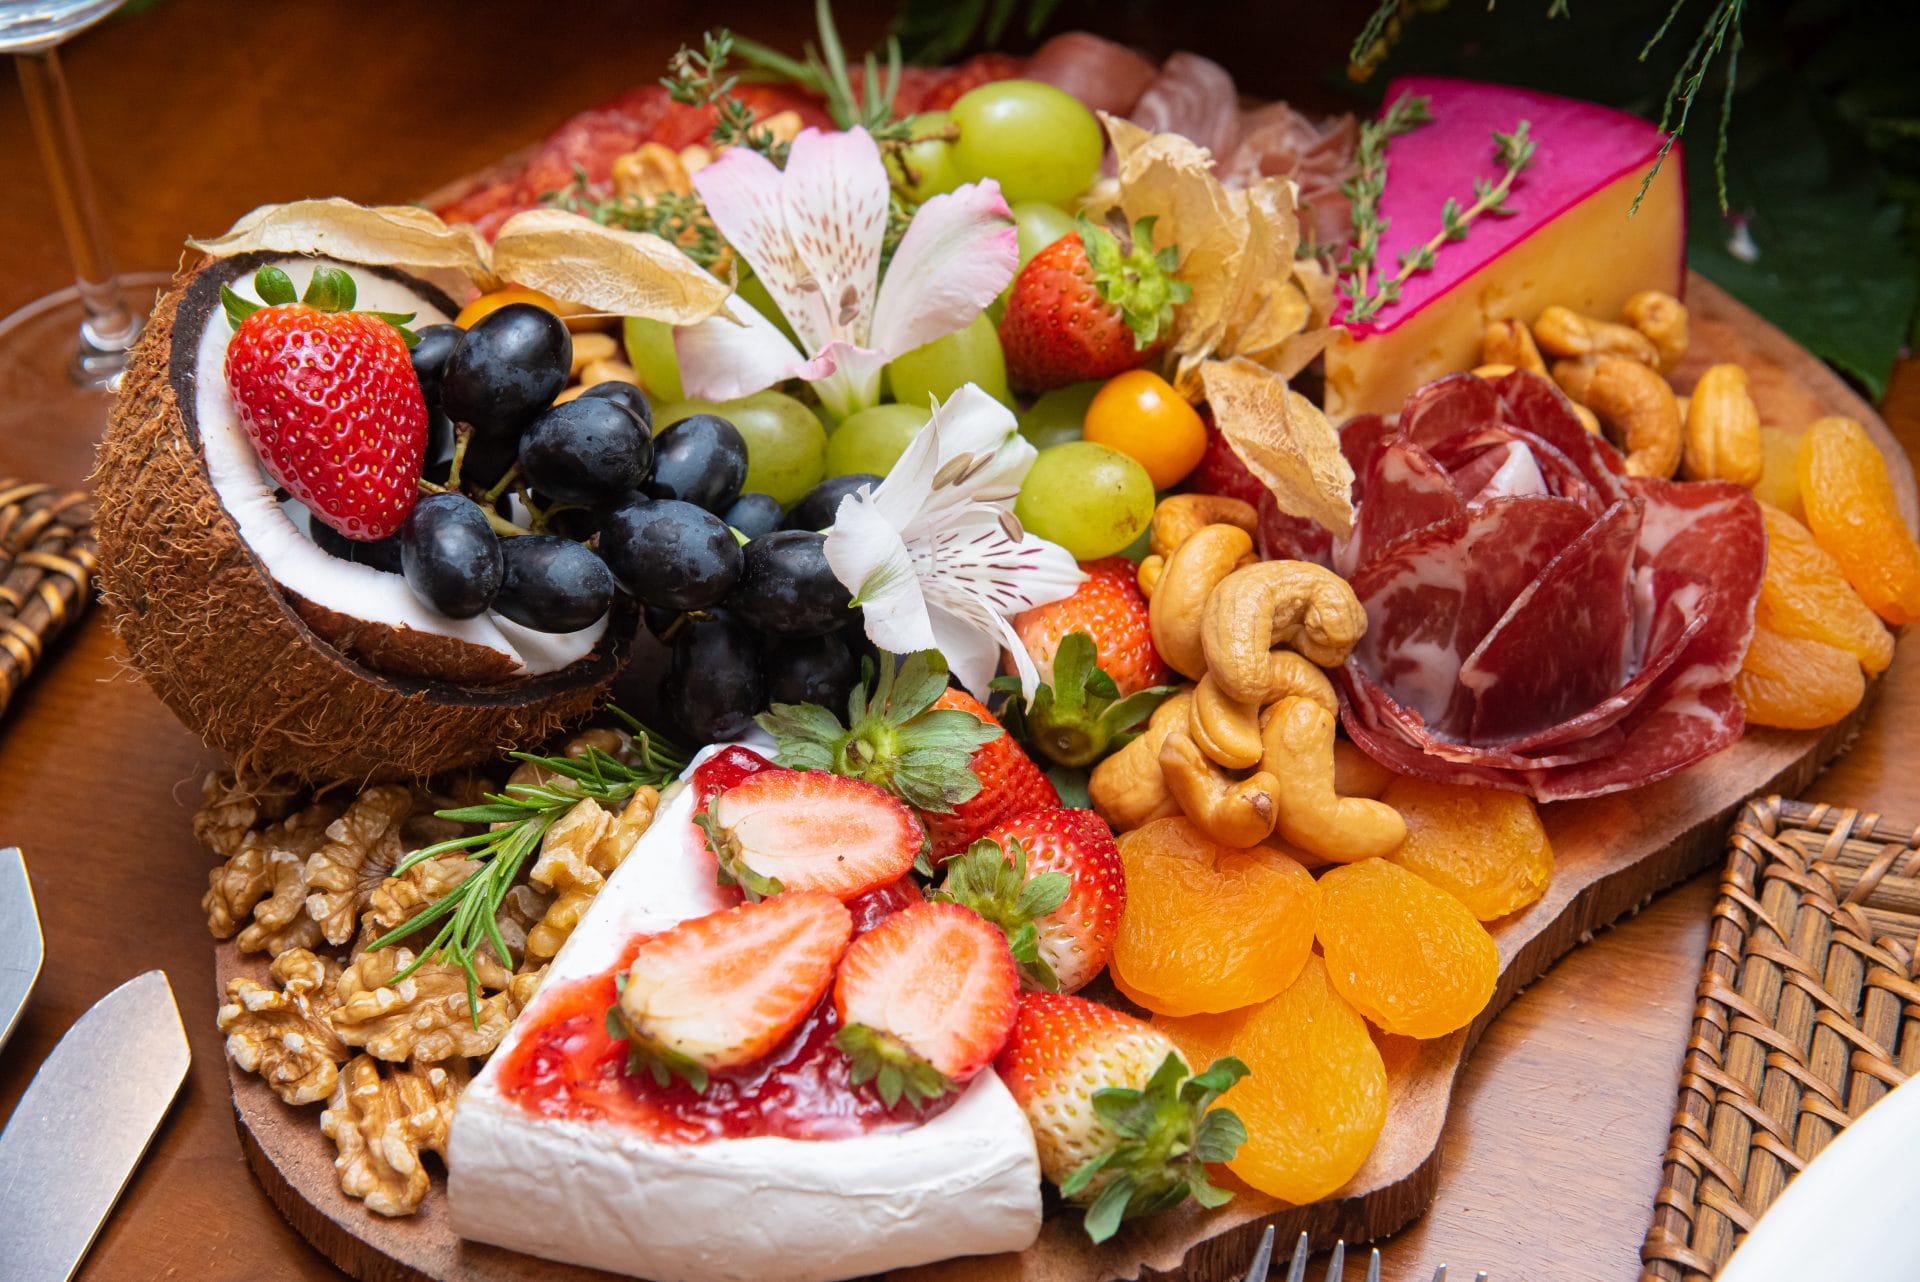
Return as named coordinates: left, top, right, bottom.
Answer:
left=1336, top=92, right=1434, bottom=312
left=368, top=715, right=688, bottom=1017
left=1633, top=0, right=1746, bottom=215
left=1346, top=119, right=1537, bottom=322
left=732, top=0, right=910, bottom=143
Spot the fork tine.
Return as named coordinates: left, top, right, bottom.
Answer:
left=1324, top=1240, right=1346, bottom=1282
left=1430, top=1269, right=1448, bottom=1282
left=1365, top=1248, right=1381, bottom=1282
left=1284, top=1231, right=1310, bottom=1282
left=1241, top=1225, right=1277, bottom=1282
left=1474, top=1274, right=1489, bottom=1281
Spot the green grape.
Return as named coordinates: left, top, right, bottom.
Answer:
left=949, top=81, right=1103, bottom=207
left=1015, top=441, right=1155, bottom=560
left=826, top=403, right=932, bottom=477
left=1018, top=380, right=1101, bottom=450
left=889, top=111, right=962, bottom=203
left=1011, top=201, right=1078, bottom=269
left=622, top=316, right=683, bottom=404
left=888, top=314, right=1012, bottom=410
left=655, top=390, right=826, bottom=507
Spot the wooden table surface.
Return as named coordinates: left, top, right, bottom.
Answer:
left=2, top=3, right=1916, bottom=1280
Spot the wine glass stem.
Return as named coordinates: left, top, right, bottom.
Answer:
left=16, top=46, right=140, bottom=371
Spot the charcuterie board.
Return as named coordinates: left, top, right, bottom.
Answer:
left=217, top=275, right=1917, bottom=1282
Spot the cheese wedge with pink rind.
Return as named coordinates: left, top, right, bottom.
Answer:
left=1324, top=76, right=1686, bottom=419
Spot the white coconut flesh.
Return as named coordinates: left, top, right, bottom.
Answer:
left=194, top=256, right=605, bottom=677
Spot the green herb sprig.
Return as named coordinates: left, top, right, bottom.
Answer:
left=367, top=713, right=688, bottom=1016
left=664, top=29, right=792, bottom=165
left=732, top=0, right=910, bottom=144
left=1336, top=92, right=1434, bottom=313
left=1345, top=119, right=1537, bottom=322
left=541, top=168, right=725, bottom=271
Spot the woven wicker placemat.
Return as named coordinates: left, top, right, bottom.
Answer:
left=0, top=480, right=96, bottom=721
left=1641, top=796, right=1920, bottom=1280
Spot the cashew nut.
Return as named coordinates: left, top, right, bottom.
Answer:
left=1138, top=496, right=1258, bottom=600
left=1333, top=739, right=1397, bottom=801
left=1680, top=363, right=1762, bottom=485
left=1201, top=561, right=1367, bottom=699
left=1189, top=657, right=1337, bottom=771
left=1481, top=318, right=1547, bottom=376
left=1088, top=690, right=1192, bottom=833
left=1258, top=698, right=1406, bottom=863
left=1149, top=524, right=1254, bottom=680
left=1159, top=729, right=1277, bottom=848
left=1532, top=305, right=1661, bottom=366
left=1621, top=290, right=1689, bottom=373
left=1580, top=356, right=1683, bottom=478
left=611, top=142, right=694, bottom=201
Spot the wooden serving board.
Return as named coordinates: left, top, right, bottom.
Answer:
left=219, top=275, right=1917, bottom=1282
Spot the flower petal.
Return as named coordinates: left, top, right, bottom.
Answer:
left=869, top=180, right=1018, bottom=360
left=896, top=385, right=1036, bottom=530
left=928, top=601, right=1007, bottom=699
left=809, top=339, right=890, bottom=421
left=673, top=293, right=831, bottom=402
left=823, top=489, right=938, bottom=655
left=779, top=127, right=891, bottom=351
left=692, top=145, right=833, bottom=352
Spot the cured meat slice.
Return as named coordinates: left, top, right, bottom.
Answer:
left=1257, top=493, right=1333, bottom=567
left=1525, top=685, right=1747, bottom=801
left=1024, top=33, right=1157, bottom=116
left=1218, top=104, right=1358, bottom=250
left=1339, top=413, right=1395, bottom=501
left=1460, top=500, right=1642, bottom=742
left=1428, top=423, right=1599, bottom=514
left=1627, top=476, right=1766, bottom=694
left=1343, top=662, right=1626, bottom=770
left=1399, top=373, right=1503, bottom=454
left=1130, top=53, right=1240, bottom=160
left=1347, top=496, right=1591, bottom=733
left=1341, top=438, right=1463, bottom=575
left=1490, top=370, right=1630, bottom=505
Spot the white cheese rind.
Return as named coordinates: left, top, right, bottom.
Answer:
left=448, top=748, right=1045, bottom=1282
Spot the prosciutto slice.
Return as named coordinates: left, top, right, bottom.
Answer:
left=1335, top=371, right=1766, bottom=800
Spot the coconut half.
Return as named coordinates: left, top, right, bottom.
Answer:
left=96, top=251, right=632, bottom=783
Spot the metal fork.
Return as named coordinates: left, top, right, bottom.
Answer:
left=1239, top=1225, right=1491, bottom=1282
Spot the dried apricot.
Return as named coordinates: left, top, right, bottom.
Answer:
left=1797, top=416, right=1920, bottom=624
left=1751, top=425, right=1803, bottom=520
left=1112, top=817, right=1318, bottom=1016
left=1153, top=1007, right=1253, bottom=1077
left=1316, top=859, right=1497, bottom=1039
left=1221, top=956, right=1387, bottom=1204
left=1734, top=623, right=1864, bottom=730
left=1755, top=502, right=1894, bottom=675
left=1381, top=778, right=1553, bottom=920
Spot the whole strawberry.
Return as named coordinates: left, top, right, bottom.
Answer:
left=996, top=991, right=1248, bottom=1242
left=222, top=265, right=427, bottom=541
left=922, top=689, right=1059, bottom=859
left=937, top=807, right=1125, bottom=994
left=1011, top=557, right=1168, bottom=697
left=999, top=216, right=1190, bottom=393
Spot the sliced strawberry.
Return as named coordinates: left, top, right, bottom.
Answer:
left=832, top=901, right=1020, bottom=1106
left=614, top=891, right=853, bottom=1089
left=939, top=807, right=1126, bottom=993
left=703, top=769, right=923, bottom=901
left=689, top=744, right=777, bottom=812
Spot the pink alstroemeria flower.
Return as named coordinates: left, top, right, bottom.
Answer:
left=673, top=127, right=1018, bottom=420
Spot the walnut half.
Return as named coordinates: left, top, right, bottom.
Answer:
left=321, top=1054, right=467, bottom=1217
left=332, top=947, right=513, bottom=1063
left=218, top=949, right=348, bottom=1106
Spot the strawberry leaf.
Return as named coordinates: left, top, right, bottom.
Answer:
left=1074, top=215, right=1192, bottom=352
left=301, top=265, right=358, bottom=312
left=995, top=632, right=1173, bottom=769
left=693, top=808, right=784, bottom=902
left=220, top=284, right=262, bottom=332
left=254, top=266, right=297, bottom=306
left=834, top=1022, right=955, bottom=1108
left=1192, top=1108, right=1248, bottom=1163
left=1080, top=1173, right=1136, bottom=1244
left=933, top=838, right=1068, bottom=992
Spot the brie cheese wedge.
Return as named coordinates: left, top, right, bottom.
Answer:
left=448, top=749, right=1046, bottom=1282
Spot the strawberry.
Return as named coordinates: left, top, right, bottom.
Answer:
left=921, top=689, right=1059, bottom=858
left=998, top=216, right=1190, bottom=393
left=995, top=991, right=1249, bottom=1243
left=221, top=265, right=428, bottom=541
left=833, top=901, right=1020, bottom=1106
left=1011, top=558, right=1168, bottom=696
left=756, top=650, right=1053, bottom=862
left=612, top=890, right=853, bottom=1090
left=701, top=769, right=922, bottom=902
left=936, top=808, right=1125, bottom=994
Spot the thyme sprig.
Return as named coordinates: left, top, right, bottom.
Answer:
left=368, top=712, right=688, bottom=1016
left=1345, top=119, right=1537, bottom=322
left=664, top=29, right=791, bottom=165
left=1335, top=93, right=1433, bottom=313
left=1633, top=0, right=1746, bottom=214
left=542, top=170, right=725, bottom=270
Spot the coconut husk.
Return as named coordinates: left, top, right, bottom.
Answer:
left=94, top=254, right=629, bottom=785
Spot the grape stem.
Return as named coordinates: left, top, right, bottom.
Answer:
left=413, top=477, right=531, bottom=537
left=481, top=464, right=520, bottom=505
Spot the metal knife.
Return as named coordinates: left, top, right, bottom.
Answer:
left=0, top=970, right=190, bottom=1280
left=0, top=847, right=41, bottom=1053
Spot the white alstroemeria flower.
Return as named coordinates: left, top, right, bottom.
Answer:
left=673, top=126, right=1018, bottom=420
left=824, top=384, right=1086, bottom=700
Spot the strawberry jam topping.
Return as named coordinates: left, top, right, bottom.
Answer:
left=495, top=884, right=943, bottom=1142
left=690, top=745, right=776, bottom=811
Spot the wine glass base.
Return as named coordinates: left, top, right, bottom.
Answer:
left=0, top=270, right=169, bottom=480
